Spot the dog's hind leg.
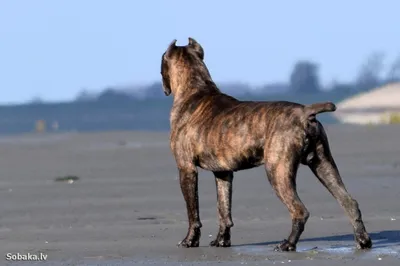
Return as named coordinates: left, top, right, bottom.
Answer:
left=265, top=152, right=309, bottom=252
left=307, top=125, right=372, bottom=250
left=210, top=171, right=234, bottom=247
left=177, top=165, right=202, bottom=248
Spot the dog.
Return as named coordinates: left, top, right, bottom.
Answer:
left=160, top=37, right=372, bottom=252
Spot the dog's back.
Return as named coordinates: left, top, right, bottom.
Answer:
left=172, top=90, right=332, bottom=172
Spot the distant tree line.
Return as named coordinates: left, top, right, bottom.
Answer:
left=13, top=51, right=399, bottom=134
left=73, top=52, right=400, bottom=103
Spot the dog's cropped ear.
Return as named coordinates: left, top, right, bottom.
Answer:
left=164, top=39, right=177, bottom=60
left=188, top=37, right=204, bottom=60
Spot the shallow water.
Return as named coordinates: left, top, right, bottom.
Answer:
left=234, top=241, right=400, bottom=261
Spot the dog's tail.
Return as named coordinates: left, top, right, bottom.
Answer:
left=303, top=102, right=336, bottom=119
left=301, top=102, right=336, bottom=164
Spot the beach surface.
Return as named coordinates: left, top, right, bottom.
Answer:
left=1, top=125, right=400, bottom=265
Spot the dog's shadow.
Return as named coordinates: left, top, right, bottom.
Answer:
left=235, top=230, right=400, bottom=250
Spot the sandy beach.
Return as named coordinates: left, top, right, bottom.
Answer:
left=1, top=125, right=400, bottom=265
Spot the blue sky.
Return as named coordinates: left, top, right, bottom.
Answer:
left=0, top=0, right=399, bottom=104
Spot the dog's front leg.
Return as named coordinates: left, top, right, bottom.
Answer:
left=210, top=171, right=234, bottom=247
left=177, top=166, right=202, bottom=248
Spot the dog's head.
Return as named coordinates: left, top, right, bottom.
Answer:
left=160, top=37, right=205, bottom=96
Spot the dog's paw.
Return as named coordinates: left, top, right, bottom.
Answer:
left=209, top=236, right=231, bottom=247
left=177, top=237, right=200, bottom=248
left=355, top=233, right=372, bottom=250
left=274, top=239, right=296, bottom=252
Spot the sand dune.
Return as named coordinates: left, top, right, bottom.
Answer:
left=334, top=82, right=400, bottom=125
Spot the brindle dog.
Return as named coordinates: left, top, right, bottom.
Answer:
left=160, top=38, right=372, bottom=252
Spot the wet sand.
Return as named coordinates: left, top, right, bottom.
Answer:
left=0, top=125, right=399, bottom=265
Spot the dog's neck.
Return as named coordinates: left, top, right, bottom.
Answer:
left=168, top=67, right=221, bottom=127
left=170, top=66, right=221, bottom=102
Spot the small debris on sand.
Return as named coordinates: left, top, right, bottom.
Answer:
left=54, top=175, right=80, bottom=183
left=137, top=216, right=157, bottom=221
